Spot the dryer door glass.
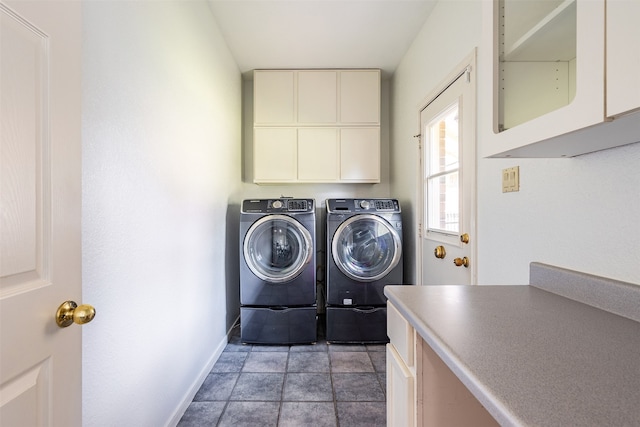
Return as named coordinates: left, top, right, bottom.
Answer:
left=332, top=214, right=401, bottom=282
left=244, top=215, right=313, bottom=283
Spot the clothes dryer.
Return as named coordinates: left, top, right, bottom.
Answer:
left=240, top=198, right=317, bottom=344
left=325, top=198, right=403, bottom=343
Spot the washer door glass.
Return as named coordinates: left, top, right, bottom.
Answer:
left=244, top=215, right=313, bottom=283
left=332, top=214, right=401, bottom=282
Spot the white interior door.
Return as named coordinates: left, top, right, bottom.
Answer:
left=1, top=1, right=84, bottom=425
left=419, top=52, right=477, bottom=286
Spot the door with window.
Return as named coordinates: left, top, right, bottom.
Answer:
left=419, top=53, right=476, bottom=286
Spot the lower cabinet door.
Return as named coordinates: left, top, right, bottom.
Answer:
left=386, top=343, right=415, bottom=427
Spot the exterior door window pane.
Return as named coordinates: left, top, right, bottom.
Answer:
left=427, top=172, right=459, bottom=233
left=425, top=103, right=460, bottom=235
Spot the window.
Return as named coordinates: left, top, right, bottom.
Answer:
left=425, top=103, right=460, bottom=235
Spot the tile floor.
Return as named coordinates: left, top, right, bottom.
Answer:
left=178, top=319, right=387, bottom=427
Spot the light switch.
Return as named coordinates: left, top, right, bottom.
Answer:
left=502, top=166, right=520, bottom=192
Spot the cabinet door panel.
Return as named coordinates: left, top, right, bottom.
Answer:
left=340, top=128, right=380, bottom=182
left=340, top=70, right=380, bottom=124
left=253, top=128, right=297, bottom=182
left=298, top=128, right=338, bottom=181
left=298, top=71, right=337, bottom=123
left=387, top=344, right=415, bottom=427
left=606, top=0, right=640, bottom=117
left=387, top=302, right=414, bottom=368
left=254, top=71, right=295, bottom=124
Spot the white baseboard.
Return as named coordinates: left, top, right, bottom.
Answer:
left=165, top=316, right=240, bottom=427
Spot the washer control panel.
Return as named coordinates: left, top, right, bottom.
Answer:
left=327, top=198, right=400, bottom=213
left=242, top=199, right=314, bottom=213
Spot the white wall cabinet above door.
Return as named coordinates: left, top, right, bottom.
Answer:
left=253, top=69, right=381, bottom=183
left=481, top=0, right=640, bottom=158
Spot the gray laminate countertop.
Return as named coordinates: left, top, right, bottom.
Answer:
left=384, top=285, right=640, bottom=427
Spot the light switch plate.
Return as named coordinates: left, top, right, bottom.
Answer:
left=502, top=166, right=520, bottom=192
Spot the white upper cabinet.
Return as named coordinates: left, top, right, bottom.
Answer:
left=340, top=128, right=380, bottom=182
left=253, top=128, right=297, bottom=182
left=606, top=0, right=640, bottom=118
left=340, top=70, right=380, bottom=124
left=298, top=128, right=339, bottom=181
left=253, top=69, right=381, bottom=183
left=254, top=71, right=295, bottom=124
left=298, top=71, right=337, bottom=124
left=481, top=0, right=640, bottom=158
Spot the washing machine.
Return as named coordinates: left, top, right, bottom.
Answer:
left=239, top=198, right=317, bottom=344
left=325, top=198, right=403, bottom=343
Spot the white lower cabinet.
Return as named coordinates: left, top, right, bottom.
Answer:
left=387, top=302, right=417, bottom=427
left=387, top=301, right=499, bottom=427
left=387, top=343, right=415, bottom=427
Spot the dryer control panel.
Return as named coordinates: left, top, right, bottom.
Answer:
left=242, top=198, right=314, bottom=213
left=326, top=198, right=400, bottom=213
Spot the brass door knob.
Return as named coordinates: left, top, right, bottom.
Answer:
left=453, top=257, right=470, bottom=268
left=434, top=245, right=446, bottom=259
left=460, top=233, right=470, bottom=244
left=56, top=301, right=96, bottom=328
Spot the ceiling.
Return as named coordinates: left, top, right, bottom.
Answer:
left=208, top=0, right=439, bottom=78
